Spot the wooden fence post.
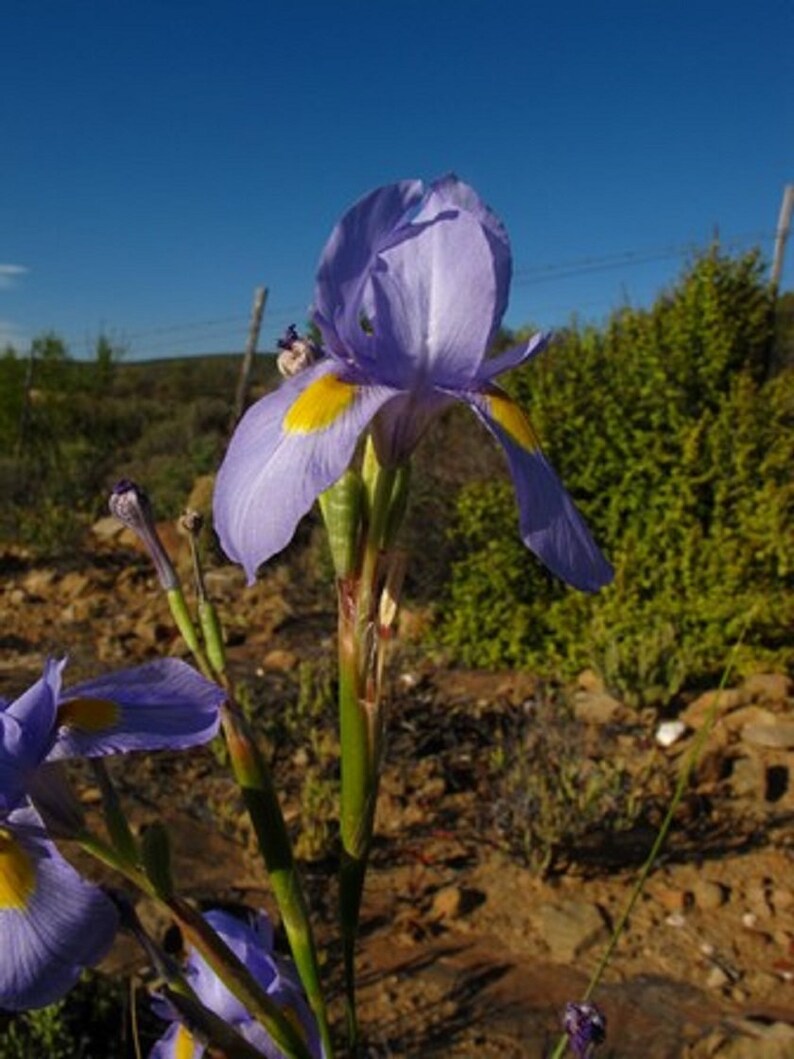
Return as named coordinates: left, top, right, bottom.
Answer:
left=231, top=286, right=268, bottom=428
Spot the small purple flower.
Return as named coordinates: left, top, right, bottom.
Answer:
left=563, top=1000, right=607, bottom=1057
left=214, top=175, right=613, bottom=592
left=149, top=908, right=323, bottom=1059
left=0, top=658, right=225, bottom=1009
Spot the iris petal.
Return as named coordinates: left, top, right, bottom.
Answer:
left=0, top=660, right=63, bottom=812
left=416, top=174, right=513, bottom=344
left=466, top=390, right=614, bottom=591
left=186, top=910, right=277, bottom=1025
left=313, top=179, right=423, bottom=354
left=182, top=910, right=322, bottom=1059
left=214, top=360, right=397, bottom=581
left=0, top=805, right=118, bottom=1010
left=368, top=207, right=497, bottom=387
left=46, top=659, right=223, bottom=761
left=478, top=331, right=551, bottom=381
left=148, top=1021, right=204, bottom=1059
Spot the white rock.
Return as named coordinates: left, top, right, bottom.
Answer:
left=655, top=720, right=687, bottom=747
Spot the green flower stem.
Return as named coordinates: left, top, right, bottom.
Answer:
left=337, top=608, right=378, bottom=1052
left=547, top=624, right=749, bottom=1059
left=166, top=587, right=204, bottom=659
left=89, top=759, right=139, bottom=867
left=221, top=704, right=333, bottom=1059
left=198, top=597, right=227, bottom=676
left=160, top=558, right=330, bottom=1051
left=78, top=831, right=313, bottom=1059
left=338, top=448, right=397, bottom=1049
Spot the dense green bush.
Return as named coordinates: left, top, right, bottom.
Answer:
left=0, top=973, right=147, bottom=1059
left=439, top=251, right=793, bottom=702
left=0, top=342, right=274, bottom=551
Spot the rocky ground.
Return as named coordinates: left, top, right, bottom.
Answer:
left=1, top=525, right=793, bottom=1059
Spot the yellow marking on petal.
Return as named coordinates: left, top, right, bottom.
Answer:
left=283, top=374, right=358, bottom=434
left=174, top=1024, right=197, bottom=1059
left=0, top=828, right=36, bottom=910
left=57, top=697, right=120, bottom=732
left=486, top=392, right=539, bottom=451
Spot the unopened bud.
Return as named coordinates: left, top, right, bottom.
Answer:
left=383, top=463, right=411, bottom=549
left=276, top=324, right=320, bottom=378
left=180, top=509, right=204, bottom=537
left=318, top=469, right=363, bottom=579
left=378, top=551, right=407, bottom=633
left=563, top=1001, right=607, bottom=1057
left=109, top=480, right=179, bottom=590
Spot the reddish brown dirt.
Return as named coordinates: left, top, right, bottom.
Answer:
left=1, top=539, right=792, bottom=1057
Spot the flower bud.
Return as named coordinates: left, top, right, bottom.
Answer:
left=383, top=463, right=411, bottom=549
left=109, top=480, right=179, bottom=590
left=563, top=1000, right=607, bottom=1057
left=318, top=469, right=363, bottom=579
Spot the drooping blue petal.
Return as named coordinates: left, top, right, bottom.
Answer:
left=214, top=359, right=398, bottom=580
left=465, top=389, right=614, bottom=591
left=45, top=659, right=223, bottom=761
left=0, top=804, right=118, bottom=1010
left=0, top=660, right=63, bottom=813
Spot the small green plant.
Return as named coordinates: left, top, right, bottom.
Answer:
left=294, top=766, right=337, bottom=862
left=0, top=973, right=132, bottom=1059
left=488, top=690, right=658, bottom=874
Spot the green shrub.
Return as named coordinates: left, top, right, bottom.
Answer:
left=438, top=251, right=793, bottom=703
left=0, top=973, right=142, bottom=1059
left=0, top=343, right=266, bottom=551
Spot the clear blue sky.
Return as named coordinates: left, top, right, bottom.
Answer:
left=3, top=0, right=792, bottom=360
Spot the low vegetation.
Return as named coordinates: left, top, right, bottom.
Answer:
left=1, top=252, right=791, bottom=703
left=438, top=253, right=793, bottom=702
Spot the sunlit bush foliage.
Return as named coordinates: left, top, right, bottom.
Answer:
left=438, top=251, right=793, bottom=702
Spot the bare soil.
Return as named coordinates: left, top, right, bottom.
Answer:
left=1, top=537, right=792, bottom=1058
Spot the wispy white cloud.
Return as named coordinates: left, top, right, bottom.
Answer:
left=0, top=264, right=29, bottom=290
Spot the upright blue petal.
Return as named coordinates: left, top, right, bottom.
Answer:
left=367, top=205, right=498, bottom=388
left=417, top=174, right=513, bottom=346
left=0, top=660, right=63, bottom=813
left=314, top=180, right=423, bottom=357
